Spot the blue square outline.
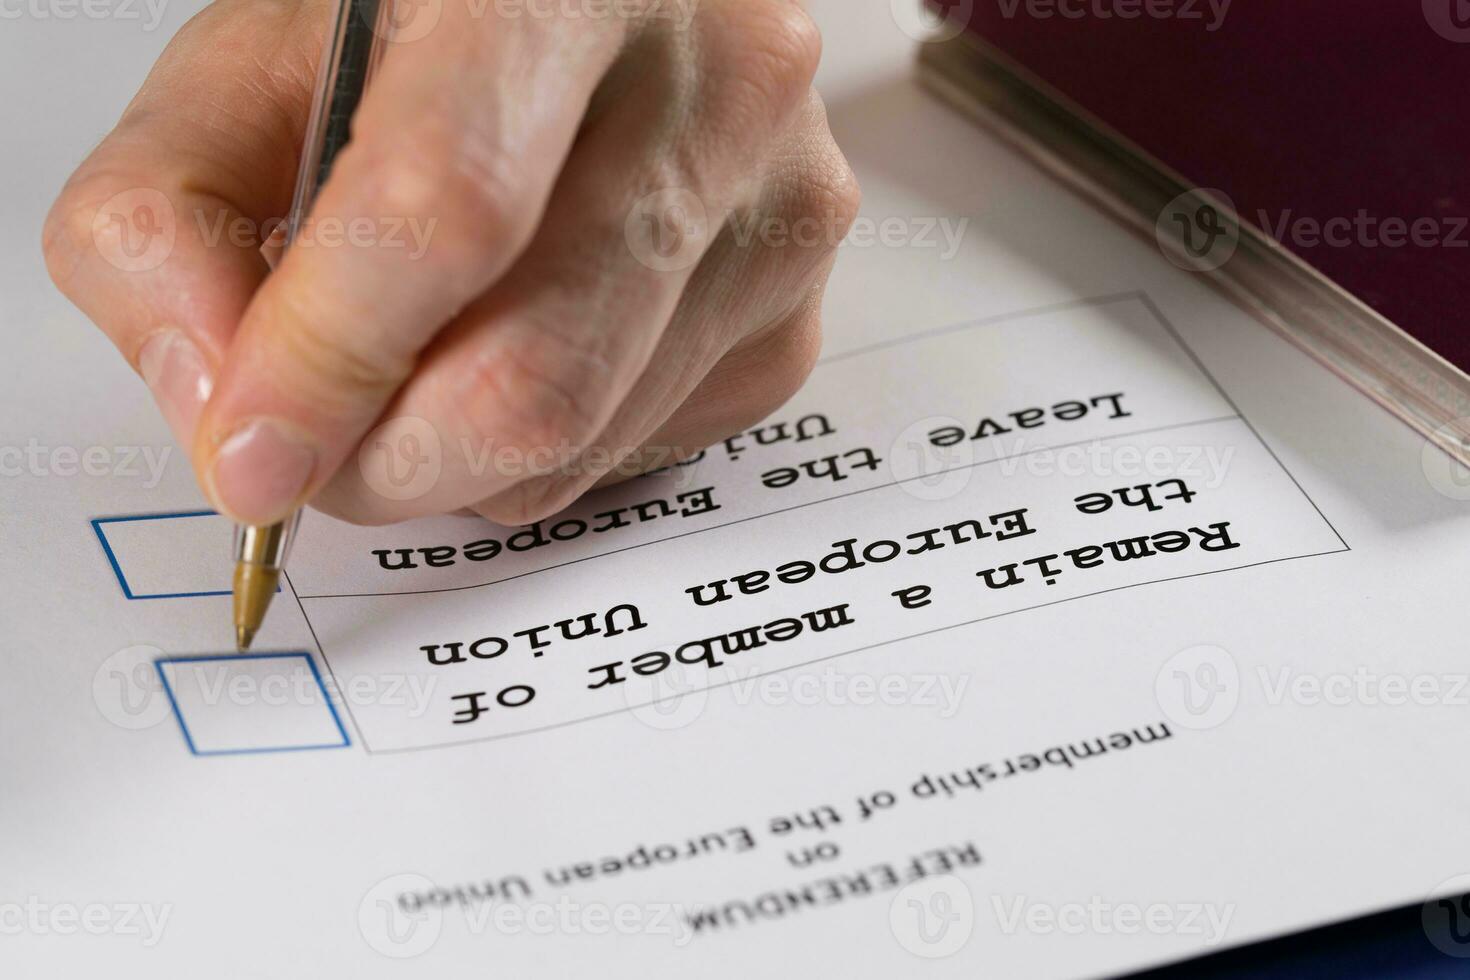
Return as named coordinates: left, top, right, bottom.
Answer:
left=90, top=511, right=279, bottom=600
left=154, top=652, right=351, bottom=756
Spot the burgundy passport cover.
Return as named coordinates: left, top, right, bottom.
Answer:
left=950, top=0, right=1470, bottom=370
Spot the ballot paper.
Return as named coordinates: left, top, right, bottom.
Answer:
left=5, top=4, right=1470, bottom=979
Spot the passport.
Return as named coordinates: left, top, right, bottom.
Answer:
left=919, top=0, right=1470, bottom=458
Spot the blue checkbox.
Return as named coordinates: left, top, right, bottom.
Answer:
left=91, top=511, right=278, bottom=600
left=155, top=653, right=350, bottom=756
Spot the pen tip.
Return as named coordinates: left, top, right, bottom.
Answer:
left=236, top=625, right=256, bottom=651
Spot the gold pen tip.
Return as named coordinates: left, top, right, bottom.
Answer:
left=233, top=560, right=279, bottom=653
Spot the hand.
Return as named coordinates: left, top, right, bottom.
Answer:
left=44, top=0, right=858, bottom=526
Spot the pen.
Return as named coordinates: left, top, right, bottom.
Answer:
left=233, top=0, right=386, bottom=649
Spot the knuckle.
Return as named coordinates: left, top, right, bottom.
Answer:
left=477, top=475, right=583, bottom=527
left=735, top=310, right=823, bottom=423
left=41, top=176, right=115, bottom=291
left=353, top=126, right=536, bottom=275
left=41, top=195, right=92, bottom=293
left=749, top=2, right=824, bottom=97
left=456, top=332, right=614, bottom=464
left=706, top=0, right=823, bottom=126
left=266, top=291, right=410, bottom=404
left=761, top=311, right=823, bottom=404
left=788, top=145, right=862, bottom=245
left=352, top=144, right=440, bottom=223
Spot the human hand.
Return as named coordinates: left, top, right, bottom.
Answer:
left=44, top=0, right=858, bottom=526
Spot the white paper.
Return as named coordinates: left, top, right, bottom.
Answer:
left=4, top=4, right=1470, bottom=978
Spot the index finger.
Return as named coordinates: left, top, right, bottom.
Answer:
left=193, top=6, right=630, bottom=525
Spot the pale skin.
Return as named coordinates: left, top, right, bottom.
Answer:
left=43, top=0, right=859, bottom=526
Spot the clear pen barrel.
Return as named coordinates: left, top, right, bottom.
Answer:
left=233, top=512, right=303, bottom=569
